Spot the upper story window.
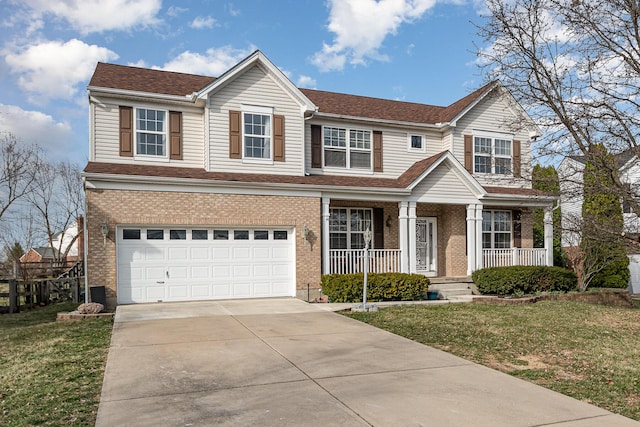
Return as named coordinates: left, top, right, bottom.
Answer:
left=474, top=136, right=512, bottom=175
left=408, top=134, right=425, bottom=152
left=323, top=127, right=371, bottom=169
left=136, top=109, right=167, bottom=157
left=243, top=112, right=271, bottom=159
left=482, top=210, right=512, bottom=249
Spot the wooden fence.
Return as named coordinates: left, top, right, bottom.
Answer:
left=0, top=277, right=82, bottom=314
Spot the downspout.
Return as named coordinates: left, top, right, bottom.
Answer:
left=83, top=177, right=89, bottom=304
left=303, top=109, right=317, bottom=176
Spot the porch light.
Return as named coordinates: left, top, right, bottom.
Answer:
left=100, top=222, right=108, bottom=246
left=364, top=228, right=372, bottom=246
left=386, top=215, right=392, bottom=228
left=301, top=224, right=309, bottom=243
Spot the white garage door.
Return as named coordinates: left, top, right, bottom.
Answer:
left=116, top=227, right=295, bottom=304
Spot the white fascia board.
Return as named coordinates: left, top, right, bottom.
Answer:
left=480, top=193, right=557, bottom=208
left=196, top=51, right=317, bottom=112
left=312, top=112, right=444, bottom=131
left=87, top=86, right=199, bottom=105
left=82, top=173, right=409, bottom=198
left=407, top=151, right=487, bottom=196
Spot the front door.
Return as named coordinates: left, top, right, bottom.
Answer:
left=416, top=217, right=437, bottom=276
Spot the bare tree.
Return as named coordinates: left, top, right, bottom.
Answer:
left=477, top=0, right=640, bottom=214
left=0, top=133, right=40, bottom=222
left=27, top=161, right=84, bottom=263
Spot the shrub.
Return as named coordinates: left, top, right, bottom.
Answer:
left=320, top=273, right=429, bottom=303
left=472, top=266, right=577, bottom=295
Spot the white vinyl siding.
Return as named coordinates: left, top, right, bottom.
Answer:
left=208, top=65, right=304, bottom=175
left=92, top=99, right=204, bottom=167
left=454, top=94, right=532, bottom=187
left=412, top=161, right=479, bottom=204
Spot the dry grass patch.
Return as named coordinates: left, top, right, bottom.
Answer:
left=0, top=302, right=113, bottom=426
left=346, top=300, right=640, bottom=420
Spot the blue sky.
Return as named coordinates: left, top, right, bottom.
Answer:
left=0, top=0, right=488, bottom=166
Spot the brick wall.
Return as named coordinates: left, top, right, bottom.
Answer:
left=86, top=189, right=321, bottom=307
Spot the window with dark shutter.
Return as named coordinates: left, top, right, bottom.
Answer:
left=229, top=110, right=241, bottom=159
left=512, top=209, right=522, bottom=248
left=169, top=111, right=182, bottom=160
left=373, top=208, right=384, bottom=249
left=119, top=106, right=133, bottom=157
left=373, top=131, right=383, bottom=172
left=311, top=124, right=322, bottom=168
left=464, top=134, right=473, bottom=172
left=513, top=140, right=521, bottom=178
left=273, top=114, right=285, bottom=162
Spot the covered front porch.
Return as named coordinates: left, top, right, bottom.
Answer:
left=322, top=199, right=555, bottom=276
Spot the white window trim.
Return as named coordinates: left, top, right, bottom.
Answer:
left=407, top=134, right=426, bottom=153
left=133, top=106, right=169, bottom=161
left=482, top=210, right=512, bottom=249
left=329, top=207, right=373, bottom=249
left=322, top=125, right=373, bottom=170
left=473, top=134, right=513, bottom=176
left=241, top=105, right=274, bottom=161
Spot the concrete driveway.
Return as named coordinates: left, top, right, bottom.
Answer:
left=96, top=298, right=638, bottom=426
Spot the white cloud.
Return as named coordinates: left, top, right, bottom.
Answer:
left=22, top=0, right=162, bottom=34
left=190, top=16, right=217, bottom=29
left=312, top=0, right=437, bottom=71
left=158, top=45, right=255, bottom=75
left=5, top=39, right=119, bottom=102
left=167, top=6, right=188, bottom=18
left=0, top=104, right=73, bottom=151
left=296, top=75, right=317, bottom=88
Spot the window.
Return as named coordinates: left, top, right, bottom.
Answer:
left=274, top=230, right=288, bottom=240
left=122, top=229, right=141, bottom=240
left=329, top=208, right=372, bottom=249
left=147, top=229, right=164, bottom=240
left=323, top=127, right=371, bottom=169
left=254, top=230, right=269, bottom=240
left=243, top=113, right=271, bottom=159
left=136, top=109, right=166, bottom=157
left=169, top=230, right=186, bottom=240
left=408, top=134, right=425, bottom=152
left=213, top=230, right=229, bottom=240
left=234, top=230, right=249, bottom=240
left=192, top=230, right=208, bottom=240
left=474, top=136, right=512, bottom=175
left=482, top=210, right=512, bottom=249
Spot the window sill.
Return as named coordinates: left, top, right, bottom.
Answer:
left=242, top=158, right=274, bottom=165
left=322, top=167, right=374, bottom=175
left=133, top=155, right=170, bottom=163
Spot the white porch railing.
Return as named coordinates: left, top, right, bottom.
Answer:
left=329, top=249, right=402, bottom=275
left=483, top=248, right=548, bottom=268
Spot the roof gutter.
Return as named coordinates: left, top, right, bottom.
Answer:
left=311, top=112, right=446, bottom=130
left=87, top=86, right=199, bottom=104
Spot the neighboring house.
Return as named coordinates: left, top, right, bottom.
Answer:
left=51, top=218, right=82, bottom=261
left=84, top=50, right=556, bottom=307
left=20, top=247, right=61, bottom=264
left=558, top=153, right=640, bottom=292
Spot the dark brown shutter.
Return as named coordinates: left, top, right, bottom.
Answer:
left=273, top=114, right=285, bottom=162
left=513, top=210, right=522, bottom=248
left=311, top=124, right=322, bottom=168
left=373, top=130, right=383, bottom=172
left=229, top=110, right=241, bottom=159
left=513, top=140, right=521, bottom=178
left=464, top=134, right=473, bottom=172
left=169, top=111, right=182, bottom=160
left=119, top=106, right=133, bottom=157
left=373, top=208, right=384, bottom=249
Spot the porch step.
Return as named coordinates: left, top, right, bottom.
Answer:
left=428, top=280, right=474, bottom=300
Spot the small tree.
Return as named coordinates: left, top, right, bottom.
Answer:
left=579, top=145, right=629, bottom=290
left=532, top=165, right=565, bottom=267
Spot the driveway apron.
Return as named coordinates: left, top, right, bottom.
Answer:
left=96, top=298, right=639, bottom=426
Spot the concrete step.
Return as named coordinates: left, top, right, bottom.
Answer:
left=428, top=281, right=473, bottom=299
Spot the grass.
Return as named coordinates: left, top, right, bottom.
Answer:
left=346, top=300, right=640, bottom=421
left=0, top=302, right=113, bottom=426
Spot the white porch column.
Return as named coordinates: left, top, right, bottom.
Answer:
left=408, top=201, right=417, bottom=274
left=322, top=197, right=331, bottom=274
left=398, top=201, right=409, bottom=273
left=474, top=204, right=484, bottom=270
left=544, top=206, right=554, bottom=267
left=466, top=204, right=477, bottom=275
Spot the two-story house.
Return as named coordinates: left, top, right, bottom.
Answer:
left=83, top=50, right=556, bottom=307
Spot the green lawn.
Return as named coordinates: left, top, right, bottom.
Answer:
left=0, top=302, right=113, bottom=426
left=346, top=300, right=640, bottom=421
